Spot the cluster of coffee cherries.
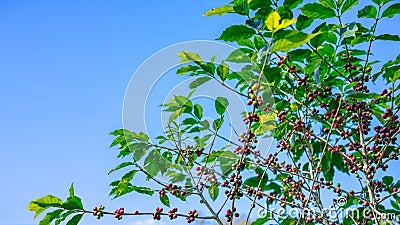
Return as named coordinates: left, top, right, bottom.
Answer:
left=342, top=100, right=372, bottom=135
left=186, top=209, right=198, bottom=223
left=297, top=75, right=308, bottom=86
left=181, top=145, right=203, bottom=159
left=247, top=92, right=263, bottom=107
left=243, top=112, right=260, bottom=124
left=246, top=187, right=263, bottom=199
left=159, top=183, right=180, bottom=197
left=225, top=173, right=243, bottom=200
left=168, top=208, right=178, bottom=220
left=351, top=76, right=370, bottom=93
left=225, top=207, right=239, bottom=223
left=93, top=205, right=105, bottom=219
left=344, top=62, right=357, bottom=71
left=114, top=208, right=124, bottom=220
left=329, top=145, right=342, bottom=154
left=277, top=110, right=288, bottom=121
left=153, top=207, right=163, bottom=220
left=195, top=166, right=217, bottom=184
left=285, top=178, right=305, bottom=201
left=293, top=119, right=306, bottom=131
left=344, top=153, right=361, bottom=173
left=374, top=123, right=399, bottom=145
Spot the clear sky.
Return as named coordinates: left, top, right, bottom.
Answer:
left=0, top=1, right=399, bottom=225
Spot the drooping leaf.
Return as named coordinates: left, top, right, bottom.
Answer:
left=376, top=34, right=400, bottom=41
left=226, top=48, right=252, bottom=63
left=177, top=65, right=200, bottom=76
left=160, top=194, right=170, bottom=207
left=203, top=5, right=234, bottom=16
left=108, top=162, right=134, bottom=175
left=178, top=51, right=202, bottom=64
left=218, top=25, right=256, bottom=42
left=215, top=97, right=229, bottom=115
left=341, top=0, right=359, bottom=14
left=382, top=3, right=400, bottom=18
left=217, top=61, right=229, bottom=81
left=209, top=184, right=219, bottom=201
left=39, top=209, right=63, bottom=225
left=300, top=3, right=336, bottom=19
left=65, top=214, right=83, bottom=225
left=272, top=30, right=320, bottom=52
left=358, top=5, right=378, bottom=18
left=296, top=14, right=313, bottom=31
left=283, top=0, right=304, bottom=9
left=30, top=195, right=63, bottom=208
left=117, top=170, right=139, bottom=194
left=189, top=76, right=212, bottom=89
left=193, top=104, right=203, bottom=119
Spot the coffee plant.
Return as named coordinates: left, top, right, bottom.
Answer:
left=28, top=0, right=400, bottom=224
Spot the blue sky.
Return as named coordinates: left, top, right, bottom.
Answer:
left=0, top=1, right=399, bottom=225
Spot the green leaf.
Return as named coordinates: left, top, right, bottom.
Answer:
left=233, top=0, right=249, bottom=15
left=217, top=61, right=229, bottom=81
left=65, top=214, right=83, bottom=225
left=193, top=104, right=203, bottom=119
left=144, top=150, right=170, bottom=177
left=108, top=162, right=134, bottom=175
left=226, top=48, right=252, bottom=63
left=117, top=170, right=139, bottom=193
left=300, top=3, right=336, bottom=19
left=249, top=0, right=272, bottom=10
left=272, top=30, right=320, bottom=52
left=217, top=25, right=256, bottom=42
left=372, top=0, right=391, bottom=6
left=358, top=5, right=378, bottom=18
left=61, top=196, right=83, bottom=210
left=341, top=0, right=359, bottom=14
left=283, top=0, right=304, bottom=9
left=39, top=209, right=63, bottom=225
left=178, top=51, right=202, bottom=64
left=182, top=117, right=197, bottom=125
left=203, top=5, right=234, bottom=16
left=213, top=118, right=224, bottom=131
left=319, top=0, right=336, bottom=8
left=251, top=216, right=271, bottom=225
left=160, top=194, right=170, bottom=207
left=177, top=65, right=200, bottom=75
left=31, top=195, right=63, bottom=208
left=189, top=76, right=212, bottom=89
left=382, top=3, right=400, bottom=18
left=68, top=183, right=75, bottom=198
left=129, top=186, right=154, bottom=196
left=218, top=151, right=238, bottom=175
left=296, top=14, right=313, bottom=31
left=288, top=49, right=312, bottom=62
left=376, top=34, right=400, bottom=41
left=215, top=97, right=229, bottom=115
left=383, top=176, right=394, bottom=186
left=209, top=184, right=219, bottom=201
left=310, top=32, right=328, bottom=48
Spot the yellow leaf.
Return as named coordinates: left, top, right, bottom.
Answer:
left=275, top=18, right=297, bottom=32
left=265, top=11, right=281, bottom=31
